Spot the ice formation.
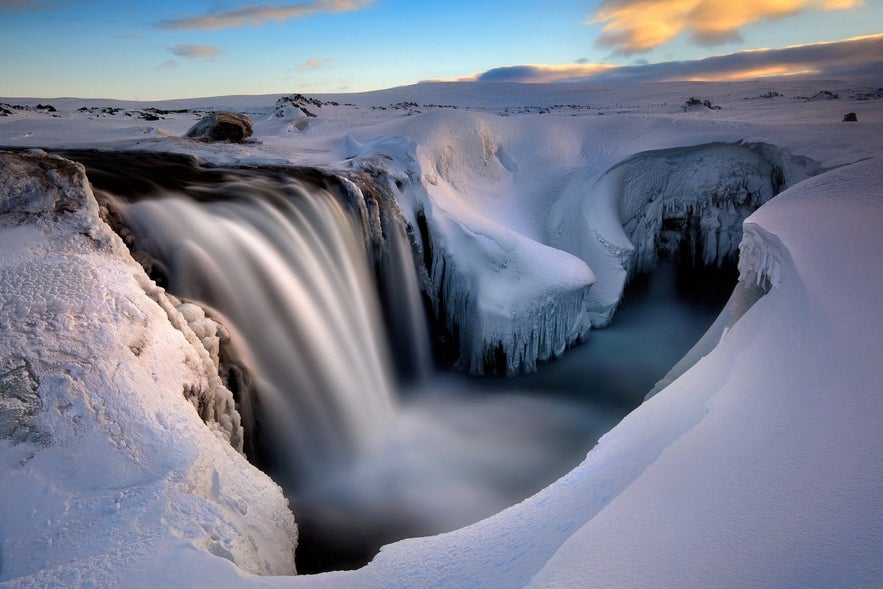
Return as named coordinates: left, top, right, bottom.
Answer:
left=391, top=137, right=816, bottom=374
left=415, top=204, right=595, bottom=375
left=557, top=142, right=819, bottom=326
left=354, top=118, right=599, bottom=376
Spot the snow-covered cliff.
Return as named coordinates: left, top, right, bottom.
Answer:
left=0, top=151, right=298, bottom=584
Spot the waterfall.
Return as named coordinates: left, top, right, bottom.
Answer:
left=62, top=149, right=742, bottom=573
left=111, top=166, right=421, bottom=485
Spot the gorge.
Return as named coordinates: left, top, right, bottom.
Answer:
left=50, top=144, right=804, bottom=572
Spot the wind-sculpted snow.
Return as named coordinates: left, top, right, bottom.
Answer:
left=0, top=151, right=297, bottom=583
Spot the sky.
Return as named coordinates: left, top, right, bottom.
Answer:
left=0, top=0, right=881, bottom=99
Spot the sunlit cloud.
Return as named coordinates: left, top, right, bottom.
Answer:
left=477, top=63, right=619, bottom=83
left=169, top=44, right=223, bottom=59
left=462, top=34, right=883, bottom=84
left=686, top=65, right=821, bottom=82
left=590, top=0, right=865, bottom=54
left=296, top=57, right=331, bottom=71
left=160, top=0, right=374, bottom=31
left=434, top=63, right=619, bottom=84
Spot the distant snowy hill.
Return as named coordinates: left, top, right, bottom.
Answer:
left=1, top=79, right=881, bottom=587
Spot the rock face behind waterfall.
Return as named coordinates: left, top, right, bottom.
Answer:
left=185, top=111, right=253, bottom=142
left=0, top=150, right=297, bottom=581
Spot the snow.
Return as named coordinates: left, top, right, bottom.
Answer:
left=1, top=78, right=882, bottom=587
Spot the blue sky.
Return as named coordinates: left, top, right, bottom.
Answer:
left=0, top=0, right=881, bottom=99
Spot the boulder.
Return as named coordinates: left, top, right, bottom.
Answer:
left=184, top=111, right=253, bottom=143
left=843, top=112, right=858, bottom=122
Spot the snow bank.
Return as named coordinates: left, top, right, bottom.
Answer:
left=0, top=151, right=297, bottom=584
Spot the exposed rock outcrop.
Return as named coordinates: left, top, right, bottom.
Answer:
left=184, top=111, right=253, bottom=142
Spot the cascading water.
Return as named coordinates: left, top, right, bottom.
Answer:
left=119, top=176, right=400, bottom=484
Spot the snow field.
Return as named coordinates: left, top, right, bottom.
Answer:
left=0, top=79, right=881, bottom=587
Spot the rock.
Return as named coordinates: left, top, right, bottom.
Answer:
left=184, top=111, right=253, bottom=143
left=682, top=97, right=721, bottom=112
left=0, top=150, right=96, bottom=219
left=843, top=112, right=858, bottom=122
left=0, top=361, right=46, bottom=445
left=809, top=90, right=838, bottom=101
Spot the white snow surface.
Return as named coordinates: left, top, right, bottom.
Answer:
left=1, top=79, right=882, bottom=586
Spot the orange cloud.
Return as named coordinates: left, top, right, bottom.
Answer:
left=456, top=34, right=882, bottom=84
left=683, top=64, right=821, bottom=82
left=296, top=58, right=331, bottom=72
left=431, top=63, right=619, bottom=84
left=591, top=0, right=865, bottom=54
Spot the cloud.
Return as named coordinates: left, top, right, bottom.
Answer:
left=156, top=59, right=178, bottom=70
left=590, top=0, right=865, bottom=54
left=169, top=44, right=223, bottom=59
left=462, top=34, right=883, bottom=85
left=160, top=0, right=374, bottom=31
left=296, top=57, right=331, bottom=71
left=472, top=63, right=619, bottom=84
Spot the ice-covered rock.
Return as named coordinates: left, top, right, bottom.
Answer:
left=351, top=122, right=597, bottom=376
left=681, top=97, right=721, bottom=112
left=808, top=89, right=839, bottom=101
left=415, top=204, right=595, bottom=375
left=0, top=151, right=296, bottom=582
